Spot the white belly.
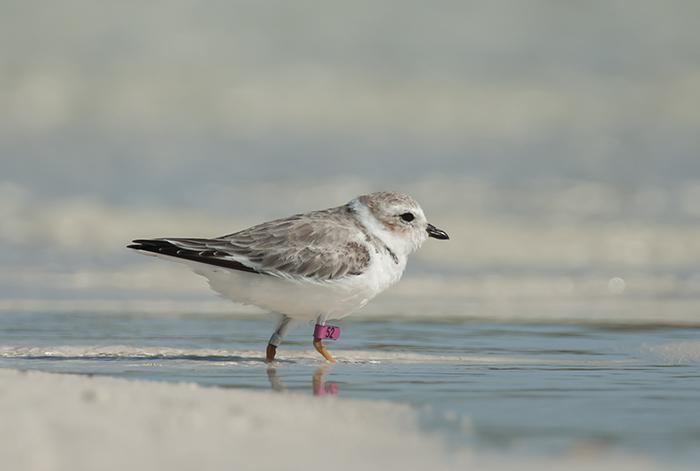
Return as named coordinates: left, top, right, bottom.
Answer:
left=187, top=250, right=405, bottom=321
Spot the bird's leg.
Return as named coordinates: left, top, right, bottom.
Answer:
left=266, top=315, right=291, bottom=363
left=313, top=338, right=336, bottom=363
left=313, top=316, right=340, bottom=363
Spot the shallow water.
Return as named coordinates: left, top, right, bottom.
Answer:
left=1, top=311, right=699, bottom=464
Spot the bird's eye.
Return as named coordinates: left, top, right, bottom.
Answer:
left=399, top=212, right=415, bottom=222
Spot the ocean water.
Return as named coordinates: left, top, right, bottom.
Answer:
left=1, top=310, right=699, bottom=465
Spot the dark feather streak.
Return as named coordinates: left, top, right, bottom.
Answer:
left=128, top=239, right=261, bottom=274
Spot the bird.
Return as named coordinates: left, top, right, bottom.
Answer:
left=127, top=191, right=449, bottom=363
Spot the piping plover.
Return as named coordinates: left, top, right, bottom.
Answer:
left=128, top=191, right=449, bottom=362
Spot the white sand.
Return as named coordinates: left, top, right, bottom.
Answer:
left=0, top=369, right=687, bottom=471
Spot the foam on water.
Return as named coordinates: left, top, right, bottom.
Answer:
left=0, top=344, right=636, bottom=367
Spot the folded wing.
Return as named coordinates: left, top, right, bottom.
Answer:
left=128, top=207, right=371, bottom=281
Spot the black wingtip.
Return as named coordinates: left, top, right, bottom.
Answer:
left=127, top=238, right=171, bottom=253
left=128, top=239, right=162, bottom=250
left=126, top=238, right=262, bottom=275
left=130, top=239, right=162, bottom=246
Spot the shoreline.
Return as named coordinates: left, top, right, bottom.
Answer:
left=0, top=368, right=689, bottom=471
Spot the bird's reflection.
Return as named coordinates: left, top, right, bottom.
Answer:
left=312, top=365, right=339, bottom=396
left=266, top=365, right=339, bottom=396
left=266, top=366, right=287, bottom=392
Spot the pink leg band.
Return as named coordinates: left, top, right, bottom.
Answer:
left=313, top=324, right=341, bottom=341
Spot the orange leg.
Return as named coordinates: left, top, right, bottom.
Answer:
left=313, top=338, right=336, bottom=363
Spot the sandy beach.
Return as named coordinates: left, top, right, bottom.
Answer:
left=0, top=368, right=690, bottom=471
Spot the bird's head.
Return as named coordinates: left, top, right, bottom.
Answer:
left=351, top=191, right=449, bottom=256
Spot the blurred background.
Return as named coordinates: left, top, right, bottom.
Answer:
left=1, top=0, right=699, bottom=323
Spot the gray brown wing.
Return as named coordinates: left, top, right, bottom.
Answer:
left=128, top=206, right=371, bottom=281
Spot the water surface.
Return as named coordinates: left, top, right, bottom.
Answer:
left=1, top=311, right=698, bottom=464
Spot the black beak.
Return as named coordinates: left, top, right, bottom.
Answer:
left=426, top=223, right=449, bottom=240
